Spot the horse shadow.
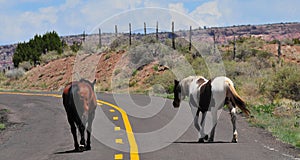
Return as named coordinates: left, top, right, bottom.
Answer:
left=54, top=149, right=85, bottom=154
left=173, top=141, right=231, bottom=144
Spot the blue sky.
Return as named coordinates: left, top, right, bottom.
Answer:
left=0, top=0, right=299, bottom=45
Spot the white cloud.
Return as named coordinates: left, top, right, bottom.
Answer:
left=168, top=3, right=188, bottom=15
left=1, top=0, right=299, bottom=44
left=143, top=0, right=162, bottom=8
left=0, top=0, right=223, bottom=44
left=189, top=1, right=222, bottom=27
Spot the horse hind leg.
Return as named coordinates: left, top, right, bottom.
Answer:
left=78, top=112, right=88, bottom=150
left=208, top=107, right=219, bottom=142
left=68, top=118, right=79, bottom=151
left=230, top=107, right=238, bottom=143
left=86, top=110, right=95, bottom=150
left=198, top=111, right=209, bottom=143
left=208, top=123, right=217, bottom=142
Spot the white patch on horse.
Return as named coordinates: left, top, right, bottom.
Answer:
left=231, top=107, right=236, bottom=114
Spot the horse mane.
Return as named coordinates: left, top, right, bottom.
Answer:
left=80, top=79, right=95, bottom=87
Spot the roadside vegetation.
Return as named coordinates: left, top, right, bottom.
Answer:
left=0, top=109, right=9, bottom=131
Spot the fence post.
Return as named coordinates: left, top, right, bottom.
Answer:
left=144, top=22, right=147, bottom=35
left=212, top=30, right=216, bottom=54
left=115, top=25, right=118, bottom=37
left=129, top=23, right=132, bottom=46
left=277, top=40, right=282, bottom=65
left=277, top=40, right=281, bottom=58
left=172, top=21, right=175, bottom=49
left=83, top=31, right=86, bottom=42
left=189, top=26, right=192, bottom=51
left=156, top=21, right=159, bottom=41
left=233, top=35, right=236, bottom=60
left=98, top=28, right=102, bottom=48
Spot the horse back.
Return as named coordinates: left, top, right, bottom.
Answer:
left=76, top=82, right=97, bottom=112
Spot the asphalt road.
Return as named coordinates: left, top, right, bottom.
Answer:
left=0, top=92, right=299, bottom=160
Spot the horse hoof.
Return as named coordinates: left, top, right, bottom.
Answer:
left=204, top=135, right=209, bottom=140
left=232, top=139, right=238, bottom=143
left=85, top=145, right=91, bottom=151
left=208, top=138, right=214, bottom=142
left=74, top=147, right=84, bottom=152
left=78, top=145, right=85, bottom=151
left=198, top=138, right=205, bottom=143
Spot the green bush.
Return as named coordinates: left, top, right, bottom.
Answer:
left=269, top=64, right=300, bottom=101
left=110, top=36, right=128, bottom=51
left=293, top=38, right=300, bottom=45
left=147, top=70, right=175, bottom=94
left=70, top=42, right=82, bottom=53
left=142, top=36, right=157, bottom=44
left=251, top=103, right=278, bottom=114
left=0, top=123, right=5, bottom=130
left=13, top=31, right=62, bottom=67
left=153, top=64, right=159, bottom=71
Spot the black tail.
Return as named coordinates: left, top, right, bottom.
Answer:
left=68, top=84, right=83, bottom=124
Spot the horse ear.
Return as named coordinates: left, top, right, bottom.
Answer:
left=93, top=79, right=96, bottom=86
left=174, top=79, right=179, bottom=85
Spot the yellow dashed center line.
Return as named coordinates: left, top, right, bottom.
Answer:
left=113, top=116, right=119, bottom=121
left=98, top=100, right=139, bottom=160
left=114, top=126, right=121, bottom=131
left=115, top=138, right=124, bottom=144
left=114, top=154, right=123, bottom=160
left=0, top=91, right=140, bottom=160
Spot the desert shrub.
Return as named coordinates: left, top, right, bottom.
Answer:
left=132, top=69, right=138, bottom=77
left=70, top=42, right=82, bottom=53
left=19, top=61, right=33, bottom=71
left=5, top=68, right=25, bottom=80
left=293, top=38, right=300, bottom=45
left=251, top=103, right=278, bottom=114
left=268, top=39, right=278, bottom=44
left=176, top=38, right=190, bottom=53
left=269, top=64, right=300, bottom=101
left=142, top=36, right=157, bottom=44
left=110, top=36, right=127, bottom=51
left=114, top=68, right=121, bottom=76
left=104, top=53, right=111, bottom=61
left=40, top=51, right=60, bottom=64
left=153, top=64, right=159, bottom=71
left=128, top=44, right=158, bottom=65
left=0, top=72, right=6, bottom=82
left=147, top=70, right=175, bottom=94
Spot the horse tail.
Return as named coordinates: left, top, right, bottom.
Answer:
left=69, top=84, right=83, bottom=123
left=225, top=80, right=250, bottom=116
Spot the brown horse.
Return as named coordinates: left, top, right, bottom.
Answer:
left=62, top=79, right=97, bottom=151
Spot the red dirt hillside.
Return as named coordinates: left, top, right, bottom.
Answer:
left=7, top=49, right=166, bottom=92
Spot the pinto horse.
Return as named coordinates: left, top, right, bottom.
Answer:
left=62, top=79, right=97, bottom=151
left=173, top=76, right=250, bottom=143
